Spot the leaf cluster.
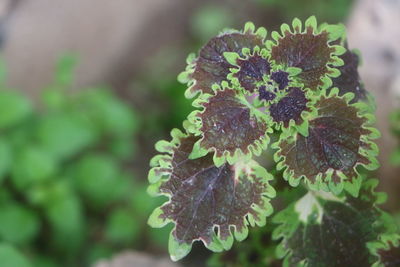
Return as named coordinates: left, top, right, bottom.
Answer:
left=148, top=16, right=400, bottom=264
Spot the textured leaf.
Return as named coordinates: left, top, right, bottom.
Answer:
left=231, top=52, right=271, bottom=93
left=179, top=23, right=266, bottom=98
left=330, top=47, right=368, bottom=103
left=273, top=179, right=392, bottom=267
left=148, top=130, right=275, bottom=261
left=189, top=85, right=272, bottom=166
left=268, top=16, right=345, bottom=90
left=258, top=86, right=277, bottom=102
left=269, top=87, right=310, bottom=129
left=271, top=70, right=290, bottom=90
left=274, top=90, right=379, bottom=195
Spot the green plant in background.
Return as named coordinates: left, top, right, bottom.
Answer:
left=390, top=110, right=400, bottom=166
left=148, top=16, right=400, bottom=265
left=256, top=0, right=354, bottom=23
left=0, top=57, right=168, bottom=266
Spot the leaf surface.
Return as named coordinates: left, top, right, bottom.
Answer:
left=148, top=130, right=275, bottom=261
left=269, top=17, right=344, bottom=90
left=179, top=25, right=265, bottom=98
left=273, top=180, right=392, bottom=267
left=190, top=86, right=271, bottom=166
left=274, top=91, right=378, bottom=195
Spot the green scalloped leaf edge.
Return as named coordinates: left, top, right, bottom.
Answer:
left=369, top=233, right=400, bottom=267
left=225, top=46, right=270, bottom=95
left=272, top=88, right=380, bottom=196
left=266, top=16, right=346, bottom=92
left=187, top=82, right=273, bottom=167
left=147, top=128, right=276, bottom=261
left=178, top=22, right=268, bottom=99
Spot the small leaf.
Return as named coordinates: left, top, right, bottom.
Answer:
left=274, top=91, right=378, bottom=195
left=268, top=17, right=344, bottom=90
left=148, top=131, right=275, bottom=261
left=72, top=154, right=126, bottom=207
left=269, top=87, right=310, bottom=129
left=270, top=70, right=290, bottom=90
left=105, top=208, right=140, bottom=245
left=36, top=113, right=97, bottom=160
left=190, top=86, right=271, bottom=166
left=0, top=90, right=32, bottom=129
left=11, top=146, right=58, bottom=191
left=0, top=244, right=32, bottom=267
left=0, top=203, right=40, bottom=245
left=273, top=180, right=393, bottom=267
left=180, top=26, right=265, bottom=98
left=231, top=52, right=271, bottom=93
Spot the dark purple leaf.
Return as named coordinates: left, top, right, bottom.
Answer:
left=271, top=70, right=290, bottom=90
left=149, top=133, right=275, bottom=259
left=233, top=55, right=271, bottom=92
left=269, top=87, right=309, bottom=127
left=188, top=32, right=264, bottom=96
left=195, top=88, right=269, bottom=160
left=258, top=86, right=276, bottom=102
left=330, top=48, right=367, bottom=103
left=270, top=27, right=336, bottom=90
left=274, top=180, right=390, bottom=266
left=276, top=95, right=377, bottom=190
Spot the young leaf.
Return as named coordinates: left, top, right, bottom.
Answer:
left=189, top=85, right=272, bottom=166
left=230, top=52, right=271, bottom=93
left=179, top=24, right=266, bottom=98
left=274, top=90, right=379, bottom=195
left=270, top=70, right=290, bottom=90
left=273, top=179, right=394, bottom=267
left=148, top=130, right=276, bottom=261
left=268, top=16, right=345, bottom=90
left=269, top=87, right=310, bottom=129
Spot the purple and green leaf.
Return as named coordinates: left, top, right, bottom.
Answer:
left=178, top=23, right=267, bottom=98
left=148, top=129, right=276, bottom=261
left=267, top=16, right=346, bottom=90
left=370, top=234, right=400, bottom=267
left=269, top=87, right=311, bottom=131
left=231, top=53, right=271, bottom=93
left=274, top=89, right=379, bottom=196
left=189, top=84, right=272, bottom=166
left=273, top=179, right=393, bottom=267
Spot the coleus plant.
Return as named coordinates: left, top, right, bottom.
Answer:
left=147, top=16, right=400, bottom=265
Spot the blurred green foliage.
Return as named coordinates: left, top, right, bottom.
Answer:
left=390, top=110, right=400, bottom=165
left=0, top=56, right=168, bottom=266
left=256, top=0, right=354, bottom=23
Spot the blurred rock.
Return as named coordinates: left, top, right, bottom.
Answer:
left=347, top=0, right=400, bottom=209
left=94, top=251, right=180, bottom=267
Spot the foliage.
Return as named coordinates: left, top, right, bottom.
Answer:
left=390, top=110, right=400, bottom=165
left=148, top=16, right=400, bottom=264
left=0, top=57, right=167, bottom=266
